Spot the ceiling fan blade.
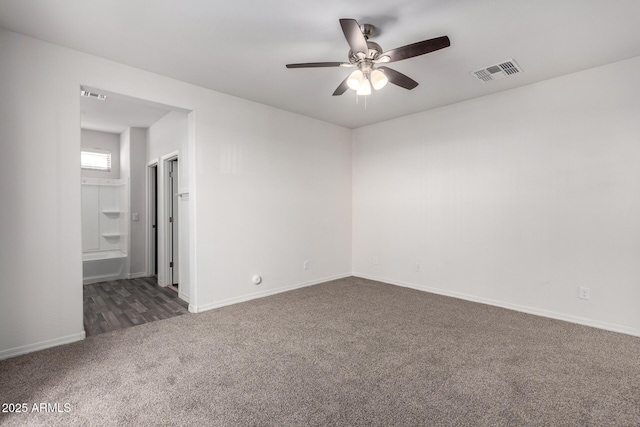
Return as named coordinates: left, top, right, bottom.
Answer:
left=339, top=19, right=368, bottom=55
left=378, top=66, right=419, bottom=90
left=381, top=36, right=450, bottom=63
left=286, top=62, right=347, bottom=68
left=332, top=76, right=350, bottom=96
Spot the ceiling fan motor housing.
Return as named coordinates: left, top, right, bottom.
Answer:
left=348, top=38, right=383, bottom=63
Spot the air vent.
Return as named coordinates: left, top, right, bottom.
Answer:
left=472, top=59, right=522, bottom=83
left=80, top=89, right=107, bottom=101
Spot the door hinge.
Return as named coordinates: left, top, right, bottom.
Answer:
left=169, top=216, right=173, bottom=223
left=169, top=171, right=174, bottom=178
left=170, top=261, right=174, bottom=268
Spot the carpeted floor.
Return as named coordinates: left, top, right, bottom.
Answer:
left=1, top=276, right=640, bottom=426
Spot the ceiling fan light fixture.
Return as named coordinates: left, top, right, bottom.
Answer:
left=356, top=77, right=372, bottom=96
left=370, top=69, right=388, bottom=90
left=347, top=69, right=364, bottom=90
left=285, top=18, right=450, bottom=99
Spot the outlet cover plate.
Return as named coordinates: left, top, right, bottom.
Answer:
left=579, top=286, right=590, bottom=300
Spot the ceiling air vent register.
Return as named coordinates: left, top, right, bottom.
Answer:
left=472, top=59, right=522, bottom=83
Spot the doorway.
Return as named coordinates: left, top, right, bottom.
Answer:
left=148, top=155, right=180, bottom=291
left=151, top=152, right=183, bottom=294
left=80, top=86, right=193, bottom=335
left=148, top=163, right=158, bottom=277
left=167, top=157, right=179, bottom=289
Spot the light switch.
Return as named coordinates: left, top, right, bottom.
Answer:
left=132, top=213, right=139, bottom=221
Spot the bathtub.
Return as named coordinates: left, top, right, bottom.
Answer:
left=82, top=250, right=128, bottom=284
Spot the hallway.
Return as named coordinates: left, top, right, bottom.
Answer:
left=83, top=277, right=189, bottom=336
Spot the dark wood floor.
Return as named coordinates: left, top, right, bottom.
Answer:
left=83, top=277, right=189, bottom=337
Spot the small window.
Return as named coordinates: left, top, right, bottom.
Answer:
left=81, top=149, right=111, bottom=171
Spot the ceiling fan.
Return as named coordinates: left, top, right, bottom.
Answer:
left=286, top=19, right=450, bottom=96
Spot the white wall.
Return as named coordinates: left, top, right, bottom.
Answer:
left=147, top=111, right=190, bottom=300
left=119, top=129, right=132, bottom=278
left=81, top=129, right=120, bottom=179
left=147, top=111, right=187, bottom=165
left=353, top=56, right=640, bottom=335
left=0, top=31, right=84, bottom=357
left=120, top=126, right=147, bottom=278
left=0, top=28, right=352, bottom=358
left=194, top=101, right=352, bottom=311
left=128, top=128, right=147, bottom=277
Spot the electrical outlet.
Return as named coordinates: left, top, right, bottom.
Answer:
left=303, top=260, right=309, bottom=270
left=579, top=286, right=590, bottom=300
left=373, top=257, right=379, bottom=265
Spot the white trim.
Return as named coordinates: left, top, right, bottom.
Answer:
left=83, top=274, right=125, bottom=285
left=128, top=272, right=147, bottom=279
left=190, top=273, right=352, bottom=313
left=178, top=291, right=190, bottom=303
left=159, top=151, right=179, bottom=290
left=0, top=331, right=85, bottom=361
left=352, top=272, right=640, bottom=338
left=146, top=159, right=159, bottom=277
left=186, top=110, right=197, bottom=310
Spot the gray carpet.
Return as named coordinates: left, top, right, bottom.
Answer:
left=2, top=276, right=640, bottom=426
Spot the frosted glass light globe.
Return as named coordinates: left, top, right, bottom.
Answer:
left=370, top=69, right=388, bottom=90
left=356, top=78, right=372, bottom=96
left=347, top=70, right=364, bottom=90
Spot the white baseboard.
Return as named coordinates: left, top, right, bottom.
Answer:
left=83, top=274, right=127, bottom=285
left=0, top=331, right=86, bottom=361
left=178, top=291, right=190, bottom=303
left=128, top=272, right=147, bottom=279
left=353, top=272, right=640, bottom=338
left=191, top=272, right=352, bottom=313
left=84, top=272, right=146, bottom=284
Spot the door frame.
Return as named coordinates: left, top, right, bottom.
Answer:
left=166, top=157, right=179, bottom=287
left=146, top=160, right=158, bottom=277
left=161, top=151, right=179, bottom=289
left=149, top=150, right=180, bottom=289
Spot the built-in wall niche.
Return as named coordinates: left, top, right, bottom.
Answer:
left=81, top=178, right=128, bottom=260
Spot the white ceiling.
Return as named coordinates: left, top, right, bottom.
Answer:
left=80, top=87, right=173, bottom=134
left=2, top=0, right=640, bottom=129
